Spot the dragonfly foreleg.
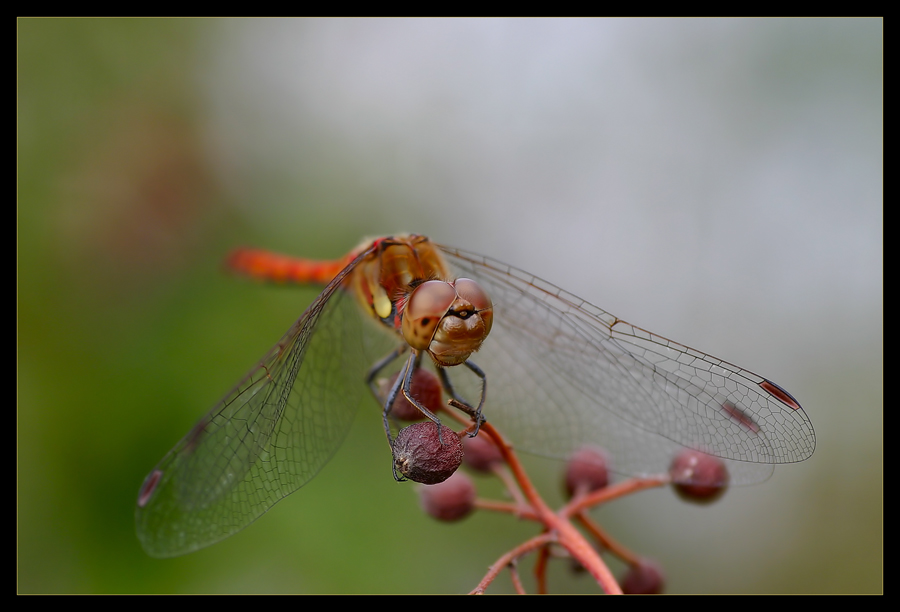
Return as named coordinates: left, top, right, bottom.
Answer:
left=437, top=360, right=487, bottom=437
left=382, top=351, right=450, bottom=482
left=376, top=350, right=447, bottom=445
left=398, top=351, right=445, bottom=437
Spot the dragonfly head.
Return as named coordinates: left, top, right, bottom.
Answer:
left=402, top=278, right=493, bottom=366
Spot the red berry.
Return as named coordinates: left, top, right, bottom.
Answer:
left=382, top=369, right=443, bottom=422
left=462, top=434, right=504, bottom=473
left=392, top=422, right=463, bottom=485
left=563, top=446, right=609, bottom=498
left=621, top=559, right=665, bottom=594
left=419, top=471, right=477, bottom=522
left=669, top=449, right=729, bottom=503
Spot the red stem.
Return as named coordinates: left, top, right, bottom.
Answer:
left=471, top=533, right=555, bottom=594
left=562, top=475, right=669, bottom=518
left=477, top=422, right=623, bottom=594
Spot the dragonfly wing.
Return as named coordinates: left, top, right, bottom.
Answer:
left=135, top=260, right=390, bottom=558
left=439, top=245, right=815, bottom=484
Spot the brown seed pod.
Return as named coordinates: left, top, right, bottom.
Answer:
left=392, top=422, right=464, bottom=485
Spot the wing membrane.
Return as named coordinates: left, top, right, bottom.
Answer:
left=438, top=245, right=815, bottom=484
left=136, top=258, right=392, bottom=558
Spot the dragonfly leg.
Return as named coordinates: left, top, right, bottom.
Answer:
left=366, top=345, right=417, bottom=449
left=383, top=352, right=449, bottom=482
left=365, top=345, right=408, bottom=404
left=378, top=351, right=446, bottom=444
left=380, top=359, right=406, bottom=447
left=399, top=352, right=446, bottom=437
left=437, top=360, right=487, bottom=437
left=381, top=367, right=408, bottom=482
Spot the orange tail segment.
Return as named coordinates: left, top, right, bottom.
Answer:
left=226, top=248, right=355, bottom=287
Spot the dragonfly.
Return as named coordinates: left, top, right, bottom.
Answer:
left=136, top=234, right=816, bottom=558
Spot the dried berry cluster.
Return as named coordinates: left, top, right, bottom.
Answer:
left=385, top=367, right=729, bottom=594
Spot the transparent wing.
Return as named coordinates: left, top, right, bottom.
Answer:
left=438, top=245, right=816, bottom=485
left=135, top=258, right=393, bottom=558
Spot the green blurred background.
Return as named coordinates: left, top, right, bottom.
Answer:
left=18, top=18, right=882, bottom=594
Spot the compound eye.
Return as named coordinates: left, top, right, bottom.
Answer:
left=453, top=278, right=492, bottom=312
left=453, top=278, right=493, bottom=336
left=402, top=281, right=457, bottom=350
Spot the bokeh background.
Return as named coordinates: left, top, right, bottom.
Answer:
left=18, top=18, right=882, bottom=594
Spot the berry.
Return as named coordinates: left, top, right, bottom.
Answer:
left=669, top=449, right=729, bottom=503
left=462, top=433, right=504, bottom=473
left=392, top=422, right=463, bottom=485
left=382, top=368, right=443, bottom=422
left=621, top=559, right=665, bottom=594
left=419, top=471, right=477, bottom=521
left=563, top=446, right=609, bottom=498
